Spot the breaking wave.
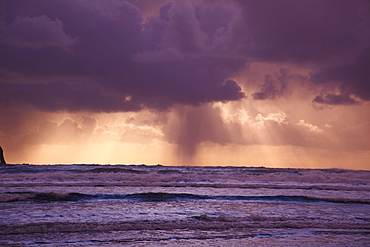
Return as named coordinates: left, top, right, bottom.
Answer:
left=1, top=217, right=370, bottom=236
left=1, top=191, right=369, bottom=204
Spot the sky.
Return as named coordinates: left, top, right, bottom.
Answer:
left=0, top=0, right=369, bottom=169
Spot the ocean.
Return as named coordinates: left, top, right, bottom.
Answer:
left=0, top=164, right=369, bottom=246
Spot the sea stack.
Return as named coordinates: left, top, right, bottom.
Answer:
left=0, top=146, right=6, bottom=164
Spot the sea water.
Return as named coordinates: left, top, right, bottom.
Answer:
left=0, top=164, right=369, bottom=246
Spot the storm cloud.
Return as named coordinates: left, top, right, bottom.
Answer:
left=1, top=0, right=369, bottom=112
left=0, top=0, right=369, bottom=167
left=0, top=0, right=246, bottom=112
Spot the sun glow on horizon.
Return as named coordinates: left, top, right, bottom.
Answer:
left=3, top=103, right=367, bottom=171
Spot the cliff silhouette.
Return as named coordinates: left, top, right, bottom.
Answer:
left=0, top=146, right=6, bottom=164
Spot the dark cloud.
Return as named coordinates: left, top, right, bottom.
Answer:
left=1, top=0, right=369, bottom=112
left=252, top=68, right=289, bottom=100
left=312, top=94, right=358, bottom=107
left=0, top=0, right=368, bottom=134
left=0, top=0, right=245, bottom=113
left=231, top=0, right=370, bottom=105
left=0, top=82, right=141, bottom=112
left=3, top=15, right=76, bottom=48
left=311, top=48, right=370, bottom=103
left=233, top=0, right=369, bottom=64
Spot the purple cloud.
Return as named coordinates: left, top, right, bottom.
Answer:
left=3, top=15, right=76, bottom=48
left=0, top=0, right=245, bottom=112
left=0, top=0, right=369, bottom=113
left=232, top=0, right=370, bottom=105
left=233, top=0, right=368, bottom=63
left=312, top=94, right=358, bottom=106
left=311, top=48, right=370, bottom=103
left=0, top=82, right=141, bottom=112
left=252, top=68, right=289, bottom=100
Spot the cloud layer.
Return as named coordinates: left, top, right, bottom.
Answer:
left=0, top=0, right=247, bottom=112
left=1, top=0, right=369, bottom=113
left=0, top=0, right=369, bottom=167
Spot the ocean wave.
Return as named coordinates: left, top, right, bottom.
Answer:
left=122, top=192, right=208, bottom=201
left=2, top=179, right=370, bottom=194
left=1, top=217, right=369, bottom=236
left=2, top=165, right=369, bottom=188
left=0, top=192, right=95, bottom=202
left=88, top=167, right=149, bottom=174
left=1, top=192, right=369, bottom=204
